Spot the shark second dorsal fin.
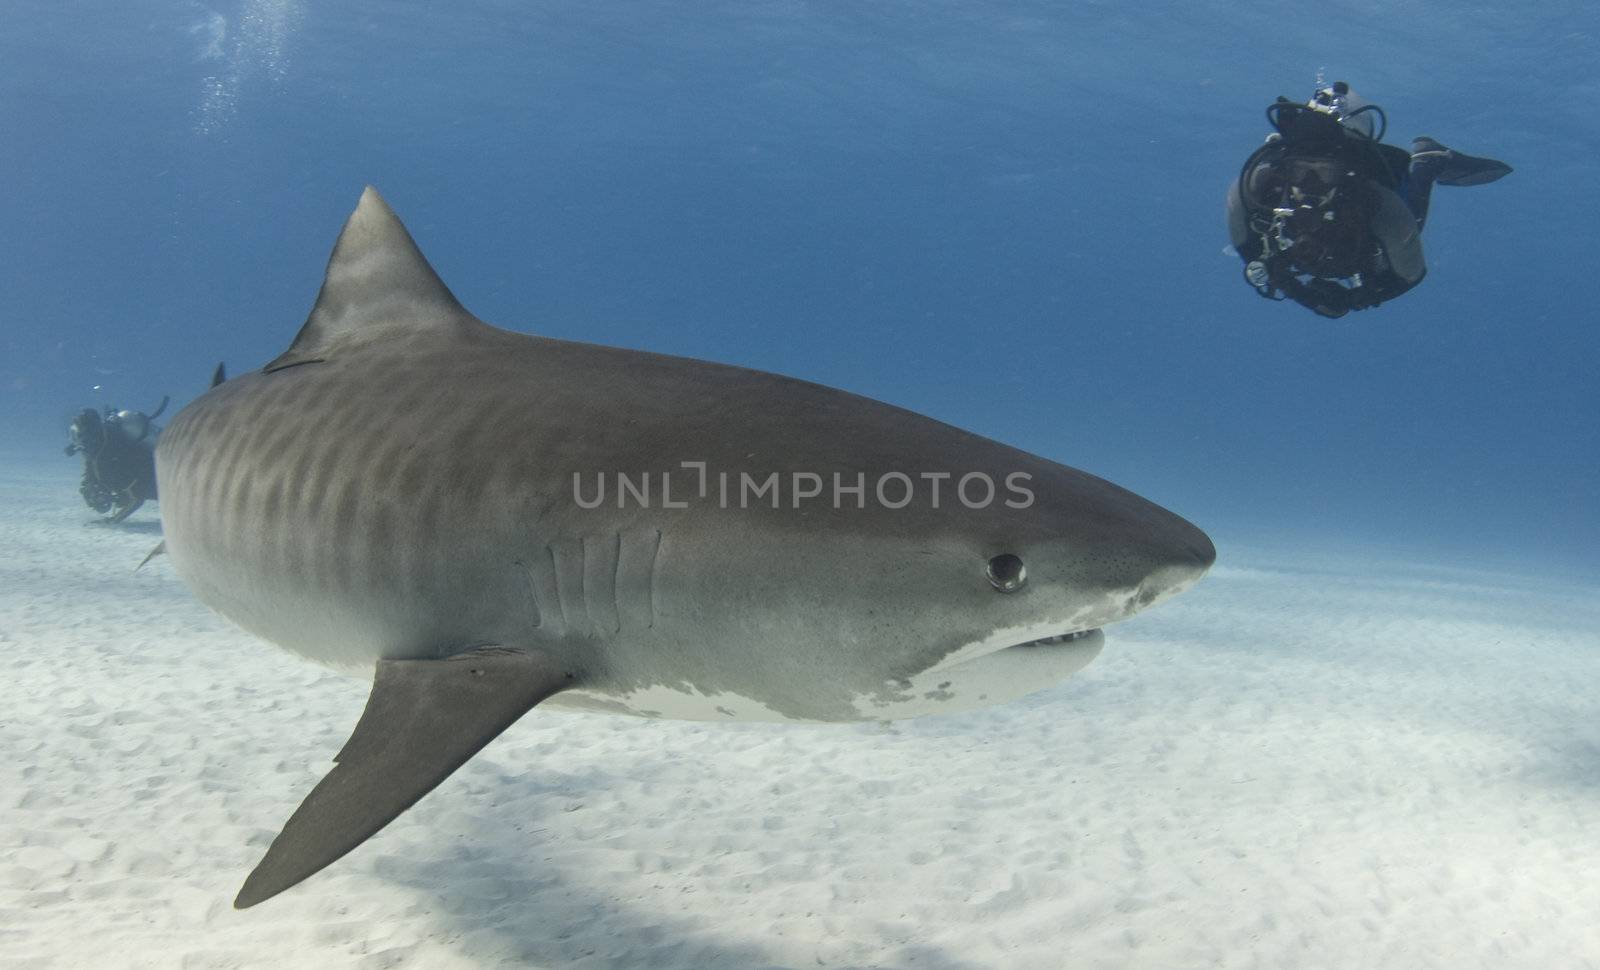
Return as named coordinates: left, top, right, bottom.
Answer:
left=265, top=187, right=469, bottom=373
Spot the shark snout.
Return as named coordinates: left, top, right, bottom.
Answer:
left=1167, top=515, right=1218, bottom=575
left=1016, top=491, right=1214, bottom=629
left=1121, top=509, right=1215, bottom=611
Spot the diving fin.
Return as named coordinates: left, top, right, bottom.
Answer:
left=106, top=498, right=145, bottom=525
left=1412, top=137, right=1513, bottom=187
left=235, top=646, right=573, bottom=909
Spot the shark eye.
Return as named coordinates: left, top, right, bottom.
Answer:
left=986, top=554, right=1027, bottom=593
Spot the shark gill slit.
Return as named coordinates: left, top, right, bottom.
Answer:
left=610, top=532, right=623, bottom=634
left=517, top=559, right=543, bottom=630
left=546, top=542, right=568, bottom=632
left=578, top=535, right=594, bottom=635
left=646, top=528, right=661, bottom=630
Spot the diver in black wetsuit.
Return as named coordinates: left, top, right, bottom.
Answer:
left=65, top=397, right=167, bottom=523
left=1226, top=81, right=1512, bottom=319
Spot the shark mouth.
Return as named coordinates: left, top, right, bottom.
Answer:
left=926, top=621, right=1107, bottom=677
left=1012, top=628, right=1100, bottom=648
left=850, top=624, right=1107, bottom=721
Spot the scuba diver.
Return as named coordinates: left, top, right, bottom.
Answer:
left=1227, top=81, right=1512, bottom=319
left=65, top=396, right=167, bottom=523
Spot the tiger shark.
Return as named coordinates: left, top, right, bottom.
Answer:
left=155, top=187, right=1215, bottom=909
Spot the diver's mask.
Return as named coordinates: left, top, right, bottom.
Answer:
left=65, top=408, right=102, bottom=457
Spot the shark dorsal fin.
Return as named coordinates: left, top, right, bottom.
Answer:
left=265, top=187, right=469, bottom=373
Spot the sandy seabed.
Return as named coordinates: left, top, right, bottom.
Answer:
left=2, top=457, right=1598, bottom=970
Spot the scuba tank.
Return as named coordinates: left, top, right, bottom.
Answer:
left=1308, top=81, right=1387, bottom=141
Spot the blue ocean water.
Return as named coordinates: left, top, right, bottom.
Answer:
left=2, top=0, right=1595, bottom=575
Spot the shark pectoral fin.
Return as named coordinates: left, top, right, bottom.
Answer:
left=234, top=646, right=574, bottom=909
